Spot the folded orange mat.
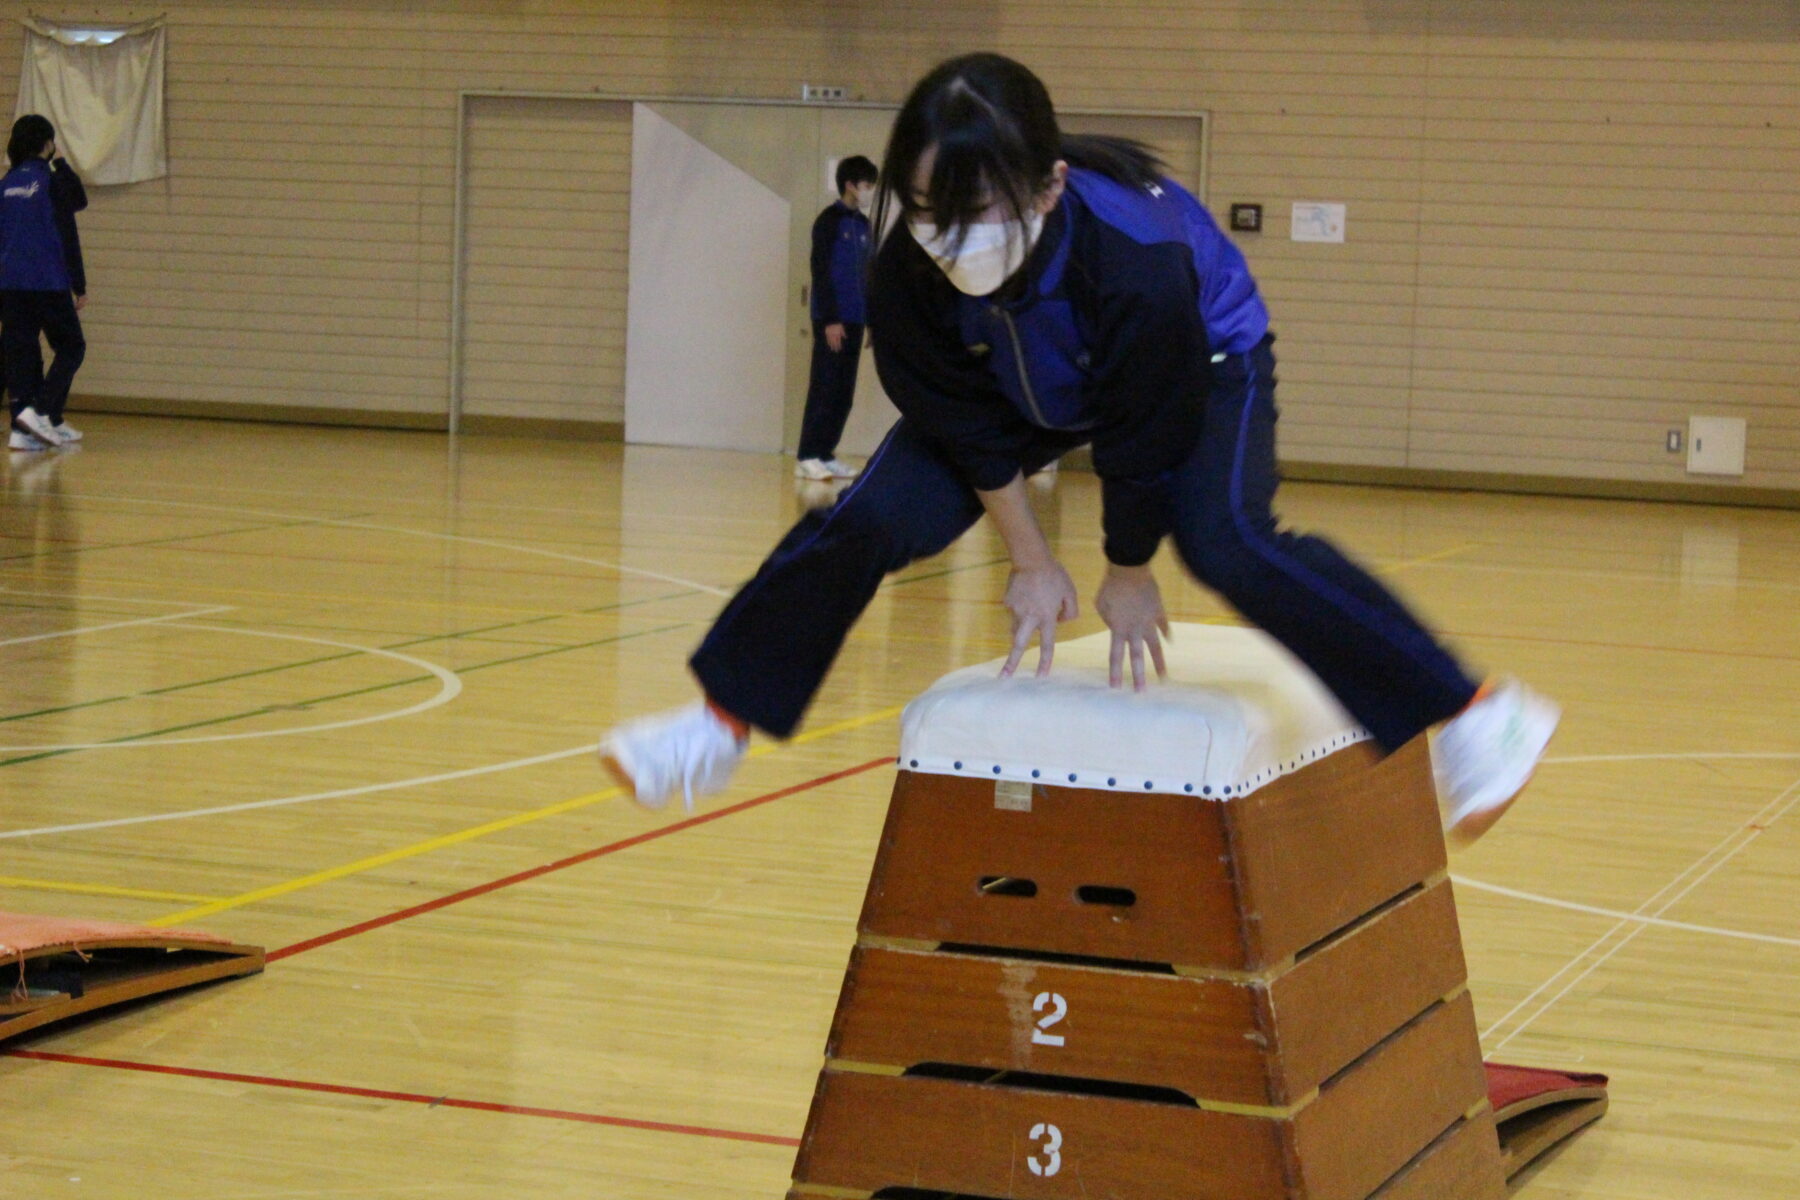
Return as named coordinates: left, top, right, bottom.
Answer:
left=1486, top=1062, right=1610, bottom=1178
left=2, top=911, right=263, bottom=1043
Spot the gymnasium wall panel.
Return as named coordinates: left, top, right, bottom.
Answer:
left=0, top=1, right=1792, bottom=493
left=461, top=96, right=631, bottom=424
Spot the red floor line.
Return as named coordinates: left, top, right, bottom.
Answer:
left=4, top=1049, right=800, bottom=1147
left=266, top=755, right=894, bottom=962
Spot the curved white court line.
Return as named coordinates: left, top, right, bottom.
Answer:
left=0, top=703, right=898, bottom=843
left=44, top=491, right=732, bottom=598
left=0, top=742, right=596, bottom=840
left=1452, top=875, right=1800, bottom=949
left=7, top=493, right=1794, bottom=850
left=0, top=623, right=461, bottom=752
left=0, top=606, right=233, bottom=648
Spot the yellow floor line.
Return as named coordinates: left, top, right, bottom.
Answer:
left=130, top=544, right=1471, bottom=935
left=147, top=704, right=905, bottom=929
left=0, top=876, right=227, bottom=904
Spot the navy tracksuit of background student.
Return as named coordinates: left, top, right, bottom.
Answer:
left=0, top=154, right=88, bottom=426
left=693, top=168, right=1480, bottom=751
left=799, top=198, right=872, bottom=461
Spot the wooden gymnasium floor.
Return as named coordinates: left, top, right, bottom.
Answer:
left=2, top=412, right=1796, bottom=1198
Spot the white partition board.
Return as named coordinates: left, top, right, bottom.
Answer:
left=625, top=103, right=790, bottom=450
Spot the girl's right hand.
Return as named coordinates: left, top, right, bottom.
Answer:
left=1000, top=563, right=1079, bottom=678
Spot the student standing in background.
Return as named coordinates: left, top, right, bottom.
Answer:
left=795, top=155, right=878, bottom=480
left=2, top=114, right=88, bottom=452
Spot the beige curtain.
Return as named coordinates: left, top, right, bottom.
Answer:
left=15, top=17, right=167, bottom=185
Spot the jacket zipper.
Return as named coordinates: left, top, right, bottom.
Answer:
left=992, top=305, right=1050, bottom=427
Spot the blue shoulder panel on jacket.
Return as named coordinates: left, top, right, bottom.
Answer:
left=1065, top=169, right=1197, bottom=247
left=1066, top=169, right=1270, bottom=355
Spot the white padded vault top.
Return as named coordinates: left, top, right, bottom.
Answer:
left=898, top=623, right=1369, bottom=798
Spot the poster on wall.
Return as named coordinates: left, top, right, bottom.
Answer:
left=1291, top=202, right=1347, bottom=244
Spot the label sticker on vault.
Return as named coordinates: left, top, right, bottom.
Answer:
left=995, top=780, right=1034, bottom=812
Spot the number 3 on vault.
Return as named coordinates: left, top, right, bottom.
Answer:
left=1026, top=1122, right=1063, bottom=1177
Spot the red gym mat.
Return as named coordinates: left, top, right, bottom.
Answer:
left=1, top=911, right=263, bottom=1044
left=1486, top=1062, right=1610, bottom=1177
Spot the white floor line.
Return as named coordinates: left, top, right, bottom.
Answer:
left=1425, top=556, right=1800, bottom=595
left=9, top=486, right=1796, bottom=882
left=42, top=491, right=733, bottom=598
left=1546, top=751, right=1800, bottom=765
left=1477, top=797, right=1763, bottom=1048
left=0, top=586, right=214, bottom=609
left=1452, top=875, right=1800, bottom=949
left=0, top=606, right=234, bottom=648
left=1480, top=773, right=1800, bottom=1056
left=0, top=623, right=461, bottom=752
left=330, top=520, right=732, bottom=597
left=0, top=743, right=597, bottom=840
left=50, top=478, right=791, bottom=525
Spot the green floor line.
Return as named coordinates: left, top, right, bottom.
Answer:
left=888, top=556, right=1012, bottom=587
left=0, top=623, right=692, bottom=770
left=0, top=650, right=362, bottom=726
left=0, top=516, right=357, bottom=564
left=0, top=589, right=704, bottom=727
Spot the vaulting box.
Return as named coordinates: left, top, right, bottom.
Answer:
left=788, top=627, right=1508, bottom=1200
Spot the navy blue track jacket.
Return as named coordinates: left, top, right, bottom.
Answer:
left=0, top=157, right=87, bottom=295
left=868, top=168, right=1271, bottom=566
left=810, top=200, right=871, bottom=326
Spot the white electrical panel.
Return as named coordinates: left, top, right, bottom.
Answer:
left=1687, top=416, right=1747, bottom=477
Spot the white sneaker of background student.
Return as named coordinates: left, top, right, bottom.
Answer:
left=795, top=458, right=836, bottom=481
left=1433, top=678, right=1561, bottom=847
left=13, top=406, right=66, bottom=445
left=50, top=420, right=81, bottom=442
left=600, top=701, right=748, bottom=812
left=8, top=428, right=49, bottom=452
left=822, top=458, right=859, bottom=479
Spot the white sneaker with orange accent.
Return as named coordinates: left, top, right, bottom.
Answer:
left=599, top=702, right=747, bottom=813
left=1433, top=679, right=1560, bottom=847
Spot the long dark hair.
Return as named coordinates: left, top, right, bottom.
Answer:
left=874, top=53, right=1165, bottom=250
left=8, top=114, right=54, bottom=168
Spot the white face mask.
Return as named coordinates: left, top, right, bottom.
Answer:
left=908, top=211, right=1045, bottom=296
left=851, top=183, right=877, bottom=211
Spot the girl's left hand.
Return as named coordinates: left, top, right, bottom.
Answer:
left=1096, top=564, right=1170, bottom=691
